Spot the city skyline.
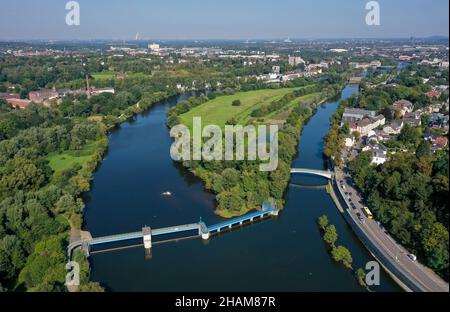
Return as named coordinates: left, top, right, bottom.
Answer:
left=0, top=0, right=449, bottom=41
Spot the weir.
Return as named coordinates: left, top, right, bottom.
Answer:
left=67, top=202, right=278, bottom=265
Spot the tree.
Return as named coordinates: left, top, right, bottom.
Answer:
left=416, top=141, right=431, bottom=158
left=422, top=223, right=449, bottom=274
left=232, top=99, right=241, bottom=106
left=0, top=158, right=45, bottom=193
left=0, top=235, right=26, bottom=281
left=323, top=225, right=338, bottom=248
left=398, top=124, right=421, bottom=145
left=0, top=119, right=17, bottom=140
left=355, top=268, right=367, bottom=288
left=18, top=235, right=66, bottom=290
left=221, top=168, right=241, bottom=190
left=341, top=123, right=350, bottom=136
left=318, top=215, right=329, bottom=231
left=78, top=282, right=105, bottom=292
left=216, top=190, right=245, bottom=213
left=331, top=245, right=353, bottom=269
left=54, top=195, right=84, bottom=215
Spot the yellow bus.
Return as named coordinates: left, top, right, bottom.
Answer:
left=363, top=207, right=374, bottom=220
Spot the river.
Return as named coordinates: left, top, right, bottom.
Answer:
left=84, top=86, right=401, bottom=292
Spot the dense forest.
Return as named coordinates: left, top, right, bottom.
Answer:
left=0, top=103, right=107, bottom=291
left=349, top=150, right=449, bottom=279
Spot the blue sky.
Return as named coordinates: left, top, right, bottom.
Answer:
left=0, top=0, right=448, bottom=40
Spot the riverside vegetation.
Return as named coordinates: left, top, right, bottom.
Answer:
left=167, top=76, right=347, bottom=218
left=318, top=215, right=369, bottom=290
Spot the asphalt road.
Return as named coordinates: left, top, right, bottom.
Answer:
left=335, top=168, right=449, bottom=292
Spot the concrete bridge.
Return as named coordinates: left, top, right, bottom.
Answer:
left=290, top=168, right=334, bottom=180
left=67, top=202, right=278, bottom=266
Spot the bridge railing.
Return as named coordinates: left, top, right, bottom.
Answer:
left=207, top=208, right=275, bottom=232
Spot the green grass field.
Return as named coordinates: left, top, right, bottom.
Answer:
left=264, top=92, right=321, bottom=121
left=91, top=71, right=115, bottom=80
left=179, top=88, right=301, bottom=129
left=46, top=141, right=98, bottom=174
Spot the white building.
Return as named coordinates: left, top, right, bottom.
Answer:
left=272, top=66, right=281, bottom=74
left=370, top=60, right=382, bottom=68
left=345, top=135, right=356, bottom=148
left=372, top=148, right=387, bottom=165
left=288, top=55, right=305, bottom=66
left=148, top=43, right=160, bottom=52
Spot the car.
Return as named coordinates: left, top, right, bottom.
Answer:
left=408, top=254, right=417, bottom=262
left=356, top=213, right=364, bottom=222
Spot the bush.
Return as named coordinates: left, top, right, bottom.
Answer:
left=232, top=99, right=241, bottom=106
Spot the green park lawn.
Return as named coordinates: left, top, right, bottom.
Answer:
left=179, top=88, right=300, bottom=129
left=91, top=71, right=115, bottom=80
left=46, top=141, right=98, bottom=174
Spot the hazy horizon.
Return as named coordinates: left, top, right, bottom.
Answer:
left=0, top=0, right=449, bottom=41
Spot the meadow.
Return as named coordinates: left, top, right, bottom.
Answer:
left=179, top=87, right=301, bottom=129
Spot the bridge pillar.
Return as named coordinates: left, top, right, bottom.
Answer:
left=144, top=247, right=152, bottom=260
left=143, top=227, right=152, bottom=249
left=201, top=231, right=210, bottom=240
left=82, top=241, right=90, bottom=257
left=270, top=209, right=279, bottom=216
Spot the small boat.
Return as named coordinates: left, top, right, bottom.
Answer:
left=161, top=191, right=172, bottom=196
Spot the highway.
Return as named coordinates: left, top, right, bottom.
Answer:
left=334, top=167, right=449, bottom=292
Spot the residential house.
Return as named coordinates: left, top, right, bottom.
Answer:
left=29, top=89, right=59, bottom=104
left=362, top=143, right=388, bottom=165
left=344, top=135, right=356, bottom=148
left=392, top=100, right=414, bottom=116
left=403, top=111, right=422, bottom=127
left=349, top=115, right=386, bottom=137
left=364, top=130, right=379, bottom=145
left=288, top=55, right=305, bottom=66
left=6, top=98, right=32, bottom=109
left=426, top=134, right=449, bottom=153
left=341, top=108, right=377, bottom=124
left=426, top=90, right=442, bottom=99
left=372, top=146, right=388, bottom=165
left=383, top=120, right=404, bottom=135
left=370, top=60, right=382, bottom=68
left=0, top=93, right=20, bottom=100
